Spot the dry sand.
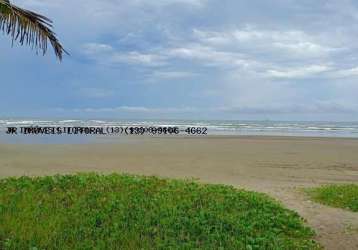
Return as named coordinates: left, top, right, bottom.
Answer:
left=0, top=135, right=357, bottom=249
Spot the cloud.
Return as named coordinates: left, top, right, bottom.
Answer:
left=329, top=67, right=358, bottom=78
left=150, top=70, right=198, bottom=79
left=194, top=27, right=341, bottom=60
left=80, top=32, right=358, bottom=93
left=266, top=65, right=331, bottom=79
left=81, top=26, right=348, bottom=80
left=82, top=41, right=261, bottom=73
left=73, top=106, right=199, bottom=114
left=62, top=101, right=358, bottom=117
left=110, top=52, right=167, bottom=66
left=83, top=43, right=114, bottom=54
left=82, top=43, right=167, bottom=66
left=165, top=44, right=258, bottom=69
left=218, top=102, right=357, bottom=115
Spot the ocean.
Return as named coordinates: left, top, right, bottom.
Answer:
left=0, top=119, right=358, bottom=143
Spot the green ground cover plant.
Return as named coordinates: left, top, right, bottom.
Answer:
left=306, top=184, right=358, bottom=212
left=0, top=173, right=320, bottom=249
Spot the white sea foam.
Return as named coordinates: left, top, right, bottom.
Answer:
left=0, top=119, right=358, bottom=138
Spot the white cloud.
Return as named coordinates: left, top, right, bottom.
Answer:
left=165, top=44, right=260, bottom=70
left=83, top=43, right=114, bottom=54
left=82, top=41, right=259, bottom=70
left=82, top=43, right=167, bottom=66
left=266, top=65, right=358, bottom=79
left=65, top=102, right=357, bottom=115
left=329, top=67, right=358, bottom=78
left=194, top=27, right=340, bottom=59
left=110, top=52, right=167, bottom=66
left=266, top=65, right=331, bottom=79
left=272, top=41, right=337, bottom=57
left=215, top=102, right=357, bottom=114
left=74, top=106, right=199, bottom=114
left=150, top=70, right=198, bottom=79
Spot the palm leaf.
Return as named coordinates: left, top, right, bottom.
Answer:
left=0, top=0, right=67, bottom=61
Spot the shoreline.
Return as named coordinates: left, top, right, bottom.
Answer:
left=1, top=134, right=358, bottom=145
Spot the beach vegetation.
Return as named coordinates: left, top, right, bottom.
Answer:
left=305, top=184, right=358, bottom=212
left=0, top=173, right=321, bottom=249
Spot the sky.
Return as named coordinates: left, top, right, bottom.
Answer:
left=1, top=0, right=358, bottom=121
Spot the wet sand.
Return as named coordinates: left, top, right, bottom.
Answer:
left=0, top=135, right=357, bottom=249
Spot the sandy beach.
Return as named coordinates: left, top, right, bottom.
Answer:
left=0, top=135, right=357, bottom=249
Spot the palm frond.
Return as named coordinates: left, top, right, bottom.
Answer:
left=0, top=0, right=67, bottom=61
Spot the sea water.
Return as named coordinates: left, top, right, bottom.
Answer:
left=0, top=119, right=357, bottom=144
